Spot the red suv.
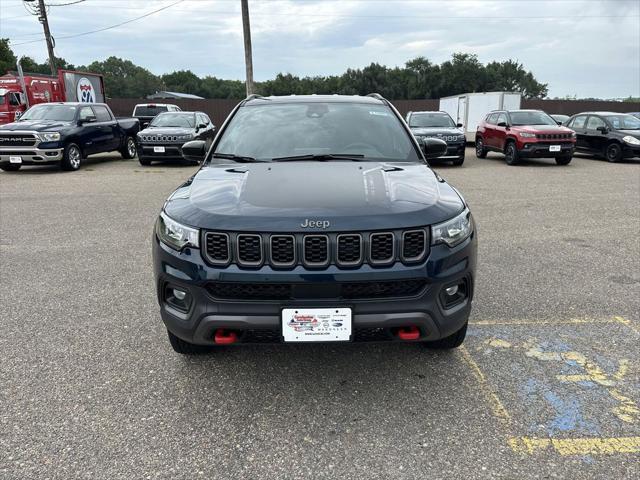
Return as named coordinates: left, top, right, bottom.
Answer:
left=476, top=109, right=576, bottom=165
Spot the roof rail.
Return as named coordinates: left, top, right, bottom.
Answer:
left=366, top=93, right=385, bottom=100
left=245, top=94, right=264, bottom=101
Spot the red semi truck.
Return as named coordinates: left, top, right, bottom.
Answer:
left=0, top=69, right=105, bottom=125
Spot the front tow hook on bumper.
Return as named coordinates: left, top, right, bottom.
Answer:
left=214, top=329, right=238, bottom=345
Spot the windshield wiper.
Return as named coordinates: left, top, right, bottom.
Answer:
left=212, top=153, right=268, bottom=163
left=271, top=153, right=366, bottom=162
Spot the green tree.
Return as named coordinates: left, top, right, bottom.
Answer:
left=404, top=57, right=440, bottom=99
left=438, top=53, right=489, bottom=97
left=82, top=56, right=162, bottom=97
left=485, top=60, right=548, bottom=98
left=0, top=38, right=17, bottom=75
left=161, top=70, right=202, bottom=95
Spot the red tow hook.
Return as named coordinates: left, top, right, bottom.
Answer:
left=214, top=329, right=238, bottom=345
left=397, top=326, right=420, bottom=341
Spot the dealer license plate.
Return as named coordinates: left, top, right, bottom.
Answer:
left=549, top=145, right=561, bottom=152
left=154, top=146, right=165, bottom=153
left=9, top=156, right=22, bottom=164
left=282, top=307, right=352, bottom=342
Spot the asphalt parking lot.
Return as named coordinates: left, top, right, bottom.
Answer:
left=1, top=148, right=638, bottom=479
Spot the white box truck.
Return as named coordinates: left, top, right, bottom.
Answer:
left=439, top=92, right=522, bottom=142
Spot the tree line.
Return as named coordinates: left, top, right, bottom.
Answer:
left=0, top=38, right=552, bottom=100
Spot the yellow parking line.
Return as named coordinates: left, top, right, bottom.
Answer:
left=614, top=316, right=640, bottom=334
left=508, top=436, right=640, bottom=455
left=458, top=345, right=511, bottom=427
left=471, top=317, right=631, bottom=327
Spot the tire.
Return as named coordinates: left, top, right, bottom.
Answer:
left=504, top=141, right=520, bottom=165
left=61, top=143, right=82, bottom=171
left=555, top=154, right=572, bottom=165
left=423, top=322, right=468, bottom=349
left=167, top=330, right=211, bottom=355
left=475, top=137, right=487, bottom=158
left=605, top=142, right=623, bottom=163
left=0, top=164, right=21, bottom=172
left=138, top=157, right=152, bottom=166
left=120, top=136, right=137, bottom=159
left=451, top=155, right=465, bottom=166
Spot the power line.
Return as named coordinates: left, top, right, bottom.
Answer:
left=10, top=0, right=185, bottom=46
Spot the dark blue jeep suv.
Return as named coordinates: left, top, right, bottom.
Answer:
left=152, top=94, right=477, bottom=354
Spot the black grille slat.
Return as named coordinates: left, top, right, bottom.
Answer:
left=370, top=233, right=395, bottom=264
left=337, top=234, right=362, bottom=265
left=204, top=232, right=230, bottom=265
left=402, top=230, right=426, bottom=261
left=270, top=235, right=296, bottom=266
left=206, top=279, right=427, bottom=301
left=303, top=235, right=329, bottom=266
left=237, top=234, right=262, bottom=266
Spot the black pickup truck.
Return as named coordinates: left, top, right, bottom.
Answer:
left=0, top=102, right=139, bottom=171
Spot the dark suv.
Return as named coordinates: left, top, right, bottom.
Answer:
left=406, top=111, right=466, bottom=166
left=476, top=109, right=576, bottom=165
left=152, top=94, right=476, bottom=354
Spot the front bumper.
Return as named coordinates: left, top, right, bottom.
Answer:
left=0, top=147, right=63, bottom=164
left=519, top=142, right=575, bottom=158
left=440, top=142, right=466, bottom=159
left=623, top=145, right=640, bottom=158
left=153, top=230, right=477, bottom=345
left=137, top=143, right=185, bottom=160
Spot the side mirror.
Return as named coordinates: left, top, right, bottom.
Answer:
left=419, top=137, right=448, bottom=160
left=456, top=123, right=463, bottom=128
left=497, top=121, right=508, bottom=128
left=556, top=121, right=562, bottom=125
left=182, top=140, right=206, bottom=163
left=79, top=115, right=97, bottom=125
left=197, top=123, right=207, bottom=131
left=597, top=126, right=608, bottom=134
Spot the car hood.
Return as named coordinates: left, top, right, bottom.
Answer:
left=140, top=127, right=194, bottom=136
left=618, top=130, right=640, bottom=138
left=514, top=124, right=573, bottom=134
left=164, top=162, right=464, bottom=232
left=410, top=127, right=463, bottom=136
left=0, top=120, right=71, bottom=131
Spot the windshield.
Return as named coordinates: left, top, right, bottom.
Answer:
left=150, top=113, right=195, bottom=128
left=214, top=102, right=420, bottom=163
left=605, top=114, right=640, bottom=130
left=20, top=104, right=77, bottom=121
left=134, top=105, right=169, bottom=117
left=0, top=95, right=5, bottom=105
left=509, top=111, right=557, bottom=126
left=409, top=112, right=455, bottom=128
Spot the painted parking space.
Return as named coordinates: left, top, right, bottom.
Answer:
left=462, top=317, right=640, bottom=457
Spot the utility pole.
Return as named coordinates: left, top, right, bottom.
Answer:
left=24, top=0, right=57, bottom=75
left=240, top=0, right=254, bottom=96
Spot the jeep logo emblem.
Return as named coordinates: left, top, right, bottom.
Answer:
left=301, top=219, right=330, bottom=229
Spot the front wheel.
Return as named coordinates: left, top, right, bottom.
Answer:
left=121, top=136, right=137, bottom=159
left=555, top=154, right=572, bottom=165
left=61, top=143, right=82, bottom=171
left=451, top=155, right=465, bottom=166
left=138, top=157, right=152, bottom=166
left=504, top=142, right=520, bottom=165
left=605, top=143, right=623, bottom=163
left=475, top=138, right=487, bottom=158
left=423, top=322, right=467, bottom=349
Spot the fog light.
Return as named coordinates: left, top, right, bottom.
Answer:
left=173, top=289, right=186, bottom=300
left=445, top=285, right=459, bottom=296
left=164, top=284, right=192, bottom=312
left=439, top=279, right=468, bottom=309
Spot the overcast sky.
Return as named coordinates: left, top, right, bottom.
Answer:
left=1, top=0, right=639, bottom=98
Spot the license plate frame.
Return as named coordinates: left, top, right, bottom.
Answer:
left=549, top=145, right=561, bottom=152
left=281, top=307, right=352, bottom=343
left=9, top=156, right=22, bottom=164
left=153, top=146, right=165, bottom=153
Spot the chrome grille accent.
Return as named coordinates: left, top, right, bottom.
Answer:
left=303, top=235, right=329, bottom=267
left=270, top=235, right=296, bottom=267
left=236, top=234, right=263, bottom=266
left=336, top=234, right=362, bottom=266
left=204, top=232, right=230, bottom=265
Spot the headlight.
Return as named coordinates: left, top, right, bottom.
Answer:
left=179, top=134, right=194, bottom=141
left=571, top=131, right=577, bottom=138
left=38, top=132, right=61, bottom=142
left=431, top=208, right=473, bottom=247
left=156, top=211, right=200, bottom=250
left=519, top=132, right=536, bottom=138
left=623, top=135, right=640, bottom=145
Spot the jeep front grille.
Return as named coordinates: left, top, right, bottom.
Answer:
left=536, top=133, right=572, bottom=140
left=203, top=229, right=429, bottom=270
